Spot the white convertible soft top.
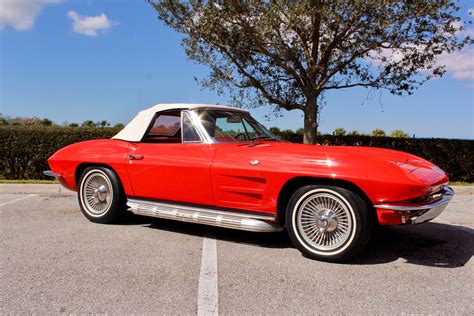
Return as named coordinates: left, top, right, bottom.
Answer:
left=112, top=103, right=248, bottom=142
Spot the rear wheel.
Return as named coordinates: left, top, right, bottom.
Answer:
left=78, top=167, right=125, bottom=223
left=286, top=185, right=373, bottom=262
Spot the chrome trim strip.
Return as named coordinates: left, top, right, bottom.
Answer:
left=181, top=110, right=204, bottom=144
left=374, top=186, right=454, bottom=211
left=43, top=170, right=60, bottom=177
left=187, top=110, right=214, bottom=144
left=127, top=198, right=283, bottom=233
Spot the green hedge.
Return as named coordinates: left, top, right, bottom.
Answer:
left=1, top=126, right=472, bottom=182
left=0, top=126, right=118, bottom=180
left=275, top=133, right=473, bottom=182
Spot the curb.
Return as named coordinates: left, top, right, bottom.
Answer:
left=0, top=184, right=76, bottom=196
left=452, top=186, right=473, bottom=195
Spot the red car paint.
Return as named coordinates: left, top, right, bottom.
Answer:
left=47, top=139, right=449, bottom=226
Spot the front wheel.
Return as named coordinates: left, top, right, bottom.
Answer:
left=286, top=185, right=373, bottom=262
left=78, top=167, right=125, bottom=224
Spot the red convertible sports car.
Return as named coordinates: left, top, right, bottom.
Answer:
left=45, top=103, right=454, bottom=262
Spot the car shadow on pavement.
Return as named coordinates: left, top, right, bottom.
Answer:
left=353, top=223, right=473, bottom=267
left=127, top=215, right=473, bottom=267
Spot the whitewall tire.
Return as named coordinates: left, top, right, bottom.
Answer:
left=78, top=167, right=125, bottom=224
left=286, top=185, right=373, bottom=262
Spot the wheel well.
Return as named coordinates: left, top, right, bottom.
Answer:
left=276, top=177, right=373, bottom=226
left=75, top=163, right=116, bottom=188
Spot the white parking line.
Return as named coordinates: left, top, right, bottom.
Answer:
left=197, top=236, right=218, bottom=316
left=0, top=194, right=38, bottom=208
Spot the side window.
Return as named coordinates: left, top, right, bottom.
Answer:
left=182, top=112, right=202, bottom=143
left=144, top=111, right=182, bottom=143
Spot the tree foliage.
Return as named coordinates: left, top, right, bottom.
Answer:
left=347, top=130, right=360, bottom=136
left=389, top=129, right=410, bottom=138
left=371, top=128, right=386, bottom=137
left=113, top=123, right=125, bottom=130
left=97, top=120, right=111, bottom=128
left=81, top=120, right=97, bottom=128
left=0, top=115, right=123, bottom=130
left=40, top=118, right=53, bottom=127
left=149, top=0, right=470, bottom=144
left=333, top=127, right=346, bottom=136
left=295, top=128, right=305, bottom=135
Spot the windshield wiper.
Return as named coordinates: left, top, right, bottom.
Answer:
left=247, top=135, right=278, bottom=146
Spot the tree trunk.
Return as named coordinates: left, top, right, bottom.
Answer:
left=303, top=96, right=319, bottom=144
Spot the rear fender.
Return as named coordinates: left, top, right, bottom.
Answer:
left=47, top=139, right=134, bottom=195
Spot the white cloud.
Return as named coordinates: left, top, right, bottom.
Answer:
left=370, top=45, right=474, bottom=85
left=436, top=8, right=474, bottom=84
left=464, top=82, right=474, bottom=89
left=437, top=48, right=474, bottom=80
left=67, top=10, right=115, bottom=36
left=0, top=0, right=61, bottom=31
left=367, top=9, right=474, bottom=87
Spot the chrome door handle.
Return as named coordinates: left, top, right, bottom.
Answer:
left=128, top=154, right=144, bottom=160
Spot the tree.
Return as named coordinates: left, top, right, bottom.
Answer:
left=333, top=128, right=346, bottom=136
left=295, top=128, right=305, bottom=135
left=81, top=120, right=97, bottom=128
left=113, top=123, right=125, bottom=130
left=371, top=129, right=386, bottom=137
left=69, top=123, right=79, bottom=128
left=269, top=127, right=281, bottom=135
left=389, top=129, right=410, bottom=138
left=97, top=120, right=110, bottom=128
left=149, top=1, right=470, bottom=144
left=0, top=114, right=7, bottom=126
left=40, top=118, right=53, bottom=127
left=347, top=130, right=360, bottom=136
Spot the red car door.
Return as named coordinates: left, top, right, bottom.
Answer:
left=125, top=110, right=215, bottom=206
left=210, top=143, right=284, bottom=215
left=192, top=108, right=285, bottom=216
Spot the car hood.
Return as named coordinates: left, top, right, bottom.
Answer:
left=245, top=142, right=448, bottom=187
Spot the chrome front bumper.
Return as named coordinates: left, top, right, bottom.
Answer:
left=43, top=170, right=61, bottom=178
left=375, top=186, right=454, bottom=224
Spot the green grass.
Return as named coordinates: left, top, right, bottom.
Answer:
left=0, top=179, right=58, bottom=184
left=449, top=181, right=474, bottom=186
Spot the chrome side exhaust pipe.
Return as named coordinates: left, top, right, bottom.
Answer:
left=127, top=198, right=284, bottom=233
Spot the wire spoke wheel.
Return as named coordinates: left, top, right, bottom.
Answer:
left=296, top=191, right=353, bottom=252
left=80, top=170, right=113, bottom=217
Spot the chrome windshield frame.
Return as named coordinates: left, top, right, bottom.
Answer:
left=189, top=108, right=278, bottom=144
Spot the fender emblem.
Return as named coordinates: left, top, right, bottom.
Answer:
left=249, top=160, right=260, bottom=165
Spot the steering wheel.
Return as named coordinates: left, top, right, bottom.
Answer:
left=233, top=133, right=247, bottom=141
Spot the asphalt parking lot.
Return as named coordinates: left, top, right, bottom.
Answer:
left=1, top=185, right=473, bottom=314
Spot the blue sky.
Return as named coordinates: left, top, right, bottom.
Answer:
left=1, top=0, right=473, bottom=139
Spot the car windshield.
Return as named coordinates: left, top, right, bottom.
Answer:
left=194, top=109, right=278, bottom=143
